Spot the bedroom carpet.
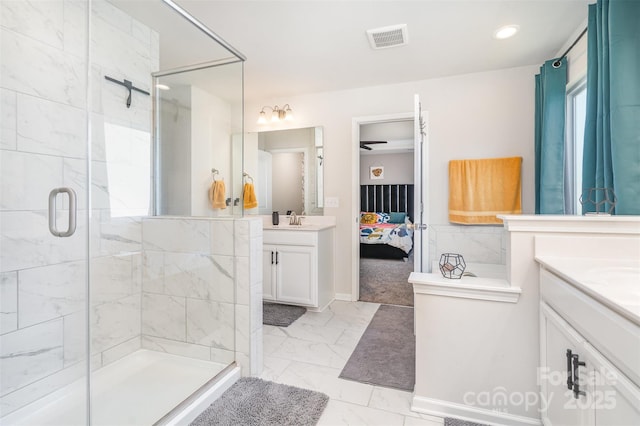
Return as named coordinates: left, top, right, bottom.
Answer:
left=263, top=302, right=307, bottom=327
left=359, top=256, right=414, bottom=306
left=189, top=377, right=329, bottom=426
left=339, top=304, right=415, bottom=391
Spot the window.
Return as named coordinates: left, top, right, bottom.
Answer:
left=565, top=80, right=587, bottom=214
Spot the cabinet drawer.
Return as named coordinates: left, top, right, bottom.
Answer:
left=540, top=268, right=640, bottom=387
left=263, top=230, right=318, bottom=246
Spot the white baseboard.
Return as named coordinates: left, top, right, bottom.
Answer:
left=165, top=366, right=241, bottom=426
left=411, top=395, right=541, bottom=426
left=334, top=293, right=353, bottom=301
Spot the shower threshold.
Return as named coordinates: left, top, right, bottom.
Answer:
left=4, top=349, right=232, bottom=426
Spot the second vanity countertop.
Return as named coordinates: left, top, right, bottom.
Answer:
left=536, top=255, right=640, bottom=326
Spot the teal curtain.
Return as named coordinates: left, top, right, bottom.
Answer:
left=583, top=0, right=640, bottom=214
left=535, top=60, right=567, bottom=214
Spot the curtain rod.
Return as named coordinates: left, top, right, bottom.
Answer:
left=553, top=27, right=588, bottom=68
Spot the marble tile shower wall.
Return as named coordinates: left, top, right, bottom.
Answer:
left=0, top=0, right=158, bottom=417
left=428, top=224, right=507, bottom=268
left=140, top=217, right=263, bottom=376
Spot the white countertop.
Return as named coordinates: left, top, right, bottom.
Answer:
left=259, top=214, right=336, bottom=231
left=536, top=255, right=640, bottom=325
left=263, top=223, right=335, bottom=231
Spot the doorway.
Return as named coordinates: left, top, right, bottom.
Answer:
left=358, top=120, right=416, bottom=306
left=351, top=98, right=428, bottom=302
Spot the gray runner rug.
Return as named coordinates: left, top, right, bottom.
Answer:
left=190, top=377, right=329, bottom=426
left=339, top=304, right=415, bottom=391
left=444, top=418, right=488, bottom=426
left=263, top=302, right=306, bottom=327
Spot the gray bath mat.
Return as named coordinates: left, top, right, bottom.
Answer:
left=339, top=304, right=415, bottom=391
left=190, top=377, right=329, bottom=426
left=444, top=418, right=488, bottom=426
left=263, top=302, right=306, bottom=327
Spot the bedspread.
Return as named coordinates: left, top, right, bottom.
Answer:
left=359, top=222, right=414, bottom=254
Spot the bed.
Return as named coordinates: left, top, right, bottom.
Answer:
left=359, top=184, right=415, bottom=260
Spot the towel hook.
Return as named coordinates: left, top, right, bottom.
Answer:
left=243, top=172, right=254, bottom=183
left=211, top=168, right=222, bottom=181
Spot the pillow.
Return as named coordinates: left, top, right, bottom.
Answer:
left=388, top=212, right=406, bottom=224
left=360, top=212, right=390, bottom=224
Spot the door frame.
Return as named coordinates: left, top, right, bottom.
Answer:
left=351, top=112, right=415, bottom=302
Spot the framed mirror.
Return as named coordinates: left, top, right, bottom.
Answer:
left=244, top=127, right=324, bottom=216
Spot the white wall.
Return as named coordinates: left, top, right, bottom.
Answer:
left=360, top=152, right=414, bottom=185
left=246, top=65, right=537, bottom=296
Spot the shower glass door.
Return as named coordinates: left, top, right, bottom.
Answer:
left=88, top=1, right=244, bottom=424
left=2, top=1, right=245, bottom=424
left=0, top=0, right=91, bottom=423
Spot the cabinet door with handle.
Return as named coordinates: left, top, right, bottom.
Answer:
left=262, top=245, right=277, bottom=301
left=540, top=302, right=590, bottom=425
left=581, top=343, right=640, bottom=426
left=276, top=244, right=315, bottom=306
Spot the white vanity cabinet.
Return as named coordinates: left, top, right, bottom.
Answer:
left=262, top=227, right=334, bottom=311
left=539, top=268, right=640, bottom=426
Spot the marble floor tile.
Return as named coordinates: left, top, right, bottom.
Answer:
left=269, top=337, right=348, bottom=369
left=262, top=324, right=287, bottom=337
left=259, top=300, right=445, bottom=426
left=268, top=360, right=374, bottom=407
left=263, top=333, right=287, bottom=356
left=260, top=355, right=292, bottom=381
left=317, top=399, right=406, bottom=426
left=404, top=416, right=445, bottom=426
left=294, top=308, right=335, bottom=327
left=277, top=321, right=346, bottom=345
left=369, top=387, right=438, bottom=419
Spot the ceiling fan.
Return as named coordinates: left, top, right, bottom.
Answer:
left=360, top=141, right=387, bottom=150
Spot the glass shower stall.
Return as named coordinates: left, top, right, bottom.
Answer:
left=1, top=0, right=245, bottom=424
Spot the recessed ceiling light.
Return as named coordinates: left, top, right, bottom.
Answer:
left=156, top=83, right=171, bottom=90
left=493, top=25, right=520, bottom=40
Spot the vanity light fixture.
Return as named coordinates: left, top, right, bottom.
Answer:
left=493, top=24, right=520, bottom=40
left=257, top=104, right=293, bottom=124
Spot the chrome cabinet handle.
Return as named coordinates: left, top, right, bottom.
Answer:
left=48, top=187, right=77, bottom=237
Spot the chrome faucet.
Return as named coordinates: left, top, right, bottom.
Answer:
left=289, top=212, right=302, bottom=226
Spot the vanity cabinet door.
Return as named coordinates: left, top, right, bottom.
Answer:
left=262, top=245, right=277, bottom=301
left=540, top=302, right=591, bottom=426
left=581, top=343, right=640, bottom=426
left=275, top=244, right=316, bottom=306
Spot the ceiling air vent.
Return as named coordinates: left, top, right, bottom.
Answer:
left=366, top=24, right=409, bottom=49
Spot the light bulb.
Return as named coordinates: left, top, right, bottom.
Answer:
left=257, top=111, right=266, bottom=124
left=284, top=106, right=293, bottom=121
left=493, top=25, right=519, bottom=40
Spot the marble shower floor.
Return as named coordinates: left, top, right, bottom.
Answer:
left=260, top=300, right=444, bottom=426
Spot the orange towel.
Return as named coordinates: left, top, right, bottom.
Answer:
left=448, top=157, right=522, bottom=224
left=243, top=183, right=257, bottom=209
left=208, top=180, right=226, bottom=210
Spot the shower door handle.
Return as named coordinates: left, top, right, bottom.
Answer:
left=48, top=187, right=77, bottom=237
